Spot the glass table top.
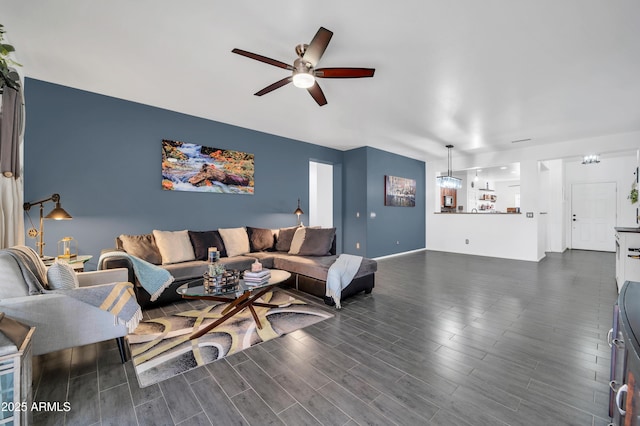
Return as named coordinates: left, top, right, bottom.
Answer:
left=177, top=269, right=291, bottom=298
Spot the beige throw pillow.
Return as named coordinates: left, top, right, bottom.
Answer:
left=288, top=227, right=307, bottom=255
left=152, top=230, right=196, bottom=265
left=218, top=227, right=250, bottom=257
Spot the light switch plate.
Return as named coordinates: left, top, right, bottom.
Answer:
left=526, top=212, right=534, bottom=218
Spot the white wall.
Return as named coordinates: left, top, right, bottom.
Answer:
left=541, top=159, right=565, bottom=252
left=426, top=130, right=640, bottom=262
left=494, top=180, right=520, bottom=212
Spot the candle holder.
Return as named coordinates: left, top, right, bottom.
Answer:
left=57, top=236, right=77, bottom=259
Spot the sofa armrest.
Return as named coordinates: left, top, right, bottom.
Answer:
left=99, top=250, right=135, bottom=283
left=77, top=268, right=128, bottom=287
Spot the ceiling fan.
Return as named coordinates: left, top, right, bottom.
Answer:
left=232, top=27, right=375, bottom=106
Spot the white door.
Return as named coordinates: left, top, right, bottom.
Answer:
left=571, top=182, right=616, bottom=252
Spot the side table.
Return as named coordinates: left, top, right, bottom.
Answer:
left=0, top=313, right=35, bottom=426
left=44, top=255, right=93, bottom=272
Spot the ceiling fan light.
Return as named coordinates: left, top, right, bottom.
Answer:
left=292, top=72, right=315, bottom=88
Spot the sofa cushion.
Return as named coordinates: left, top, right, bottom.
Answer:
left=218, top=256, right=260, bottom=272
left=118, top=233, right=162, bottom=265
left=244, top=252, right=275, bottom=269
left=246, top=227, right=276, bottom=252
left=297, top=227, right=336, bottom=256
left=274, top=254, right=337, bottom=281
left=161, top=260, right=208, bottom=281
left=273, top=254, right=378, bottom=282
left=152, top=230, right=196, bottom=265
left=218, top=227, right=250, bottom=257
left=46, top=261, right=79, bottom=290
left=188, top=230, right=227, bottom=260
left=275, top=226, right=299, bottom=252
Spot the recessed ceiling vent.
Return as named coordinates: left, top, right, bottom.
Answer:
left=511, top=138, right=532, bottom=144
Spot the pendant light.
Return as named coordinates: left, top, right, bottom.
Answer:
left=436, top=145, right=462, bottom=189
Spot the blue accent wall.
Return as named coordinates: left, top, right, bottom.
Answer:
left=342, top=147, right=425, bottom=258
left=365, top=147, right=425, bottom=258
left=22, top=79, right=425, bottom=266
left=342, top=148, right=368, bottom=256
left=23, top=79, right=343, bottom=268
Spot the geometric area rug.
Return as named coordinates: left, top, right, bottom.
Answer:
left=126, top=290, right=334, bottom=387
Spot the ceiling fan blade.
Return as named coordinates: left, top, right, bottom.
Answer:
left=254, top=76, right=293, bottom=96
left=315, top=68, right=376, bottom=78
left=303, top=27, right=333, bottom=67
left=307, top=82, right=328, bottom=106
left=232, top=48, right=293, bottom=70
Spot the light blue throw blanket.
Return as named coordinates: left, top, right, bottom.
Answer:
left=98, top=251, right=174, bottom=302
left=326, top=254, right=363, bottom=309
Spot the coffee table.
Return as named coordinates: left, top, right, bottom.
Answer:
left=177, top=269, right=291, bottom=340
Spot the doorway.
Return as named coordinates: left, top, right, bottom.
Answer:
left=309, top=161, right=333, bottom=228
left=571, top=182, right=616, bottom=252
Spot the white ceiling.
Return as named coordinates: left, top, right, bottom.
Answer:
left=2, top=0, right=639, bottom=162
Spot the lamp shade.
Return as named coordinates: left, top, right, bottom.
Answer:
left=45, top=203, right=72, bottom=220
left=294, top=198, right=304, bottom=216
left=436, top=175, right=462, bottom=189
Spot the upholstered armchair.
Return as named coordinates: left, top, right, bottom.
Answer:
left=0, top=247, right=141, bottom=362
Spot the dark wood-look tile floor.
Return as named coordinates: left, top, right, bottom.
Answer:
left=31, top=249, right=617, bottom=425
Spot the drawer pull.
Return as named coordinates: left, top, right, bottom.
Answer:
left=608, top=328, right=614, bottom=347
left=616, top=383, right=628, bottom=416
left=610, top=380, right=619, bottom=392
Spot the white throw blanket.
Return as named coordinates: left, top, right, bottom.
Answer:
left=326, top=254, right=363, bottom=309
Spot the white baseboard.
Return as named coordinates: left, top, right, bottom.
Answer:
left=373, top=248, right=427, bottom=261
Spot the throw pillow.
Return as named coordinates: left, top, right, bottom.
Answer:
left=246, top=227, right=276, bottom=252
left=118, top=233, right=162, bottom=265
left=288, top=227, right=307, bottom=255
left=188, top=230, right=227, bottom=260
left=46, top=261, right=79, bottom=290
left=218, top=227, right=250, bottom=257
left=297, top=227, right=336, bottom=256
left=275, top=226, right=299, bottom=252
left=152, top=230, right=196, bottom=265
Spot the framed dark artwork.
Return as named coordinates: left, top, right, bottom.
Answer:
left=161, top=140, right=254, bottom=194
left=384, top=175, right=416, bottom=207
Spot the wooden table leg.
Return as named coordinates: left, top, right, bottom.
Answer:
left=252, top=302, right=279, bottom=309
left=248, top=305, right=262, bottom=329
left=189, top=302, right=247, bottom=340
left=221, top=291, right=249, bottom=315
left=188, top=284, right=278, bottom=339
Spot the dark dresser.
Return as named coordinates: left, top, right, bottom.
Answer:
left=610, top=281, right=640, bottom=424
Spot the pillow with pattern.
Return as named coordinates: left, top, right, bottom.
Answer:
left=47, top=261, right=79, bottom=290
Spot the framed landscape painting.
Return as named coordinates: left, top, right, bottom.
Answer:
left=161, top=140, right=254, bottom=194
left=384, top=175, right=416, bottom=207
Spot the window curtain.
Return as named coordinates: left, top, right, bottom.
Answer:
left=0, top=84, right=25, bottom=249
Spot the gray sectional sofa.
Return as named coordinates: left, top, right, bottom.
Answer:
left=99, top=226, right=377, bottom=309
